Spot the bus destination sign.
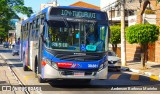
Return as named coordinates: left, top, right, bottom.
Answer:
left=61, top=10, right=96, bottom=19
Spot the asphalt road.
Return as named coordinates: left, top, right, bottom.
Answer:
left=0, top=45, right=160, bottom=94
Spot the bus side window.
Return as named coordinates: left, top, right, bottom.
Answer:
left=35, top=30, right=39, bottom=40
left=26, top=23, right=28, bottom=31
left=38, top=18, right=41, bottom=26
left=33, top=20, right=36, bottom=29
left=41, top=18, right=44, bottom=25
left=30, top=23, right=32, bottom=30
left=29, top=23, right=32, bottom=39
left=36, top=17, right=40, bottom=28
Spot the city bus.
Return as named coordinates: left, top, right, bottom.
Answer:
left=21, top=6, right=109, bottom=83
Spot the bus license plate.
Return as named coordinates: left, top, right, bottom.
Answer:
left=74, top=72, right=84, bottom=76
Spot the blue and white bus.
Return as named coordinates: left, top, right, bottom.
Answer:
left=21, top=6, right=109, bottom=83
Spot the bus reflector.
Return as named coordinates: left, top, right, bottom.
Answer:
left=56, top=62, right=73, bottom=68
left=42, top=61, right=47, bottom=66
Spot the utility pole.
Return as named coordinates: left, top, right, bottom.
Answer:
left=121, top=0, right=126, bottom=66
left=111, top=7, right=112, bottom=25
left=55, top=0, right=57, bottom=6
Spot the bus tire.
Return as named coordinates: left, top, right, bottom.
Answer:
left=23, top=64, right=29, bottom=71
left=23, top=53, right=29, bottom=71
left=34, top=57, right=39, bottom=78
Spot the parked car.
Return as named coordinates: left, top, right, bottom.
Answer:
left=3, top=42, right=9, bottom=48
left=12, top=44, right=20, bottom=56
left=108, top=50, right=121, bottom=71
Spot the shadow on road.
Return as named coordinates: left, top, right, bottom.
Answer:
left=9, top=63, right=23, bottom=67
left=0, top=81, right=8, bottom=84
left=47, top=72, right=160, bottom=90
left=3, top=59, right=22, bottom=67
left=0, top=49, right=12, bottom=53
left=5, top=59, right=20, bottom=62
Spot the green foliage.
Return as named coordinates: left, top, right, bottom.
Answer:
left=0, top=30, right=7, bottom=38
left=126, top=24, right=159, bottom=45
left=110, top=25, right=121, bottom=44
left=0, top=0, right=33, bottom=20
left=0, top=0, right=33, bottom=39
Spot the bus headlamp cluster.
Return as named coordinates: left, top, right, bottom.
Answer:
left=98, top=64, right=104, bottom=71
left=52, top=63, right=58, bottom=70
left=45, top=59, right=58, bottom=70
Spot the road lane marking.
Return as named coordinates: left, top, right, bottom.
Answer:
left=130, top=74, right=139, bottom=80
left=24, top=74, right=35, bottom=81
left=109, top=74, right=121, bottom=79
left=150, top=75, right=159, bottom=81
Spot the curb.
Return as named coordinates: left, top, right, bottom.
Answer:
left=129, top=68, right=160, bottom=81
left=0, top=53, right=42, bottom=94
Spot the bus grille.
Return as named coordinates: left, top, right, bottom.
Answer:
left=60, top=70, right=96, bottom=76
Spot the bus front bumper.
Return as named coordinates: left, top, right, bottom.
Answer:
left=41, top=64, right=108, bottom=80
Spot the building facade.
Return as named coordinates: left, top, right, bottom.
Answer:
left=70, top=1, right=100, bottom=10
left=100, top=0, right=160, bottom=63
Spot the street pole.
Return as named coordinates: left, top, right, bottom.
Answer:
left=55, top=0, right=57, bottom=6
left=121, top=0, right=126, bottom=66
left=111, top=7, right=112, bottom=25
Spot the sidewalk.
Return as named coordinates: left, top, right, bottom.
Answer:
left=0, top=59, right=18, bottom=85
left=0, top=57, right=25, bottom=94
left=123, top=61, right=160, bottom=80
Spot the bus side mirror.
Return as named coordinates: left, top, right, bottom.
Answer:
left=40, top=25, right=46, bottom=43
left=40, top=25, right=44, bottom=34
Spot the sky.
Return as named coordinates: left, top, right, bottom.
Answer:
left=20, top=0, right=100, bottom=18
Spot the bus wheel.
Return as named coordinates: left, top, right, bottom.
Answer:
left=37, top=74, right=45, bottom=83
left=23, top=53, right=28, bottom=71
left=23, top=65, right=29, bottom=71
left=34, top=58, right=38, bottom=78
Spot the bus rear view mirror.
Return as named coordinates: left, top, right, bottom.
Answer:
left=40, top=25, right=44, bottom=34
left=40, top=25, right=46, bottom=43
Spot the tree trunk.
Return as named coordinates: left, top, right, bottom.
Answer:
left=112, top=44, right=117, bottom=53
left=140, top=43, right=148, bottom=69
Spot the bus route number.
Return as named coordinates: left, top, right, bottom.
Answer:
left=88, top=64, right=98, bottom=68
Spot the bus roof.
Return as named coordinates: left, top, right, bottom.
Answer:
left=56, top=6, right=101, bottom=12
left=22, top=6, right=104, bottom=25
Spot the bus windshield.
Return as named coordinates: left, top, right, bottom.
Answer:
left=46, top=20, right=108, bottom=52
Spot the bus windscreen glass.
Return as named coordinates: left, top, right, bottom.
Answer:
left=46, top=20, right=108, bottom=52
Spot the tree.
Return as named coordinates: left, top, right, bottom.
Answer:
left=126, top=24, right=159, bottom=69
left=0, top=0, right=33, bottom=41
left=110, top=25, right=121, bottom=53
left=0, top=0, right=33, bottom=19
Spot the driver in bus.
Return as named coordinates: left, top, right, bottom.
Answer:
left=86, top=25, right=95, bottom=44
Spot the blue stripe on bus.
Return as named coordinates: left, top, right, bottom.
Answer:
left=43, top=49, right=107, bottom=69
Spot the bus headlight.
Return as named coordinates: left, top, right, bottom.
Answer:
left=103, top=61, right=108, bottom=67
left=45, top=59, right=58, bottom=70
left=52, top=62, right=58, bottom=70
left=98, top=63, right=104, bottom=71
left=98, top=61, right=108, bottom=71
